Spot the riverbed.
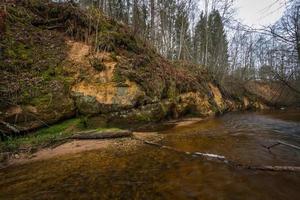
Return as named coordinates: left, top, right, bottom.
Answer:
left=1, top=110, right=300, bottom=199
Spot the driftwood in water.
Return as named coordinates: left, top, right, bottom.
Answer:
left=69, top=130, right=133, bottom=140
left=137, top=139, right=233, bottom=163
left=136, top=138, right=300, bottom=173
left=263, top=140, right=300, bottom=151
left=245, top=165, right=300, bottom=172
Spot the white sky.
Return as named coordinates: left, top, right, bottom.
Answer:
left=234, top=0, right=286, bottom=27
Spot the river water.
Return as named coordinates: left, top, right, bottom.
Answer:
left=1, top=110, right=300, bottom=199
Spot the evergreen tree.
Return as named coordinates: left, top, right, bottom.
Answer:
left=193, top=12, right=207, bottom=64
left=175, top=5, right=191, bottom=60
left=207, top=10, right=229, bottom=80
left=194, top=10, right=228, bottom=80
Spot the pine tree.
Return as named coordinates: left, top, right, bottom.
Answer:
left=193, top=12, right=207, bottom=64
left=207, top=10, right=229, bottom=80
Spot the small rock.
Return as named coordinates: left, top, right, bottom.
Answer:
left=14, top=154, right=20, bottom=159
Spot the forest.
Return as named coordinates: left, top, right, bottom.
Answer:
left=75, top=0, right=299, bottom=86
left=0, top=1, right=300, bottom=199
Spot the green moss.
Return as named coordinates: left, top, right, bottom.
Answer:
left=210, top=104, right=219, bottom=114
left=61, top=77, right=74, bottom=92
left=97, top=31, right=140, bottom=53
left=167, top=81, right=177, bottom=100
left=113, top=68, right=126, bottom=83
left=160, top=102, right=169, bottom=115
left=79, top=115, right=89, bottom=128
left=0, top=118, right=81, bottom=152
left=6, top=5, right=35, bottom=24
left=0, top=118, right=126, bottom=153
left=135, top=112, right=152, bottom=122
left=42, top=67, right=56, bottom=81
left=48, top=6, right=61, bottom=18
left=31, top=93, right=52, bottom=107
left=1, top=38, right=34, bottom=71
left=21, top=90, right=32, bottom=103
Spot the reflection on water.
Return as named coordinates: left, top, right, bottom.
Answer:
left=162, top=111, right=300, bottom=166
left=1, top=111, right=300, bottom=199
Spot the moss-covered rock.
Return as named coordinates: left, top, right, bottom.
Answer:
left=107, top=101, right=172, bottom=124
left=74, top=94, right=101, bottom=115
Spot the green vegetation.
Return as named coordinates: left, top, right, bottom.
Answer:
left=0, top=118, right=123, bottom=153
left=0, top=3, right=68, bottom=108
left=89, top=57, right=106, bottom=71
left=0, top=119, right=81, bottom=153
left=0, top=0, right=281, bottom=157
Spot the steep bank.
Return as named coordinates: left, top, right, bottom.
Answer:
left=0, top=1, right=268, bottom=136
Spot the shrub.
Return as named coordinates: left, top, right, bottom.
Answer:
left=89, top=57, right=106, bottom=71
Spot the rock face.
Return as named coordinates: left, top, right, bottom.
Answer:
left=176, top=92, right=213, bottom=117
left=1, top=88, right=76, bottom=132
left=209, top=83, right=226, bottom=111
left=0, top=2, right=270, bottom=134
left=72, top=80, right=145, bottom=115
left=67, top=41, right=146, bottom=115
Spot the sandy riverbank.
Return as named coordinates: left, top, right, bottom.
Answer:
left=0, top=117, right=204, bottom=169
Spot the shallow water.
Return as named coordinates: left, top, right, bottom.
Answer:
left=1, top=110, right=300, bottom=199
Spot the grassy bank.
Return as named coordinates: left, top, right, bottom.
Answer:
left=0, top=118, right=121, bottom=154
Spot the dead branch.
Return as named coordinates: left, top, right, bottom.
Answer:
left=272, top=71, right=300, bottom=95
left=263, top=140, right=300, bottom=151
left=31, top=17, right=64, bottom=26
left=246, top=165, right=300, bottom=172
left=46, top=25, right=64, bottom=30
left=136, top=137, right=300, bottom=173
left=0, top=120, right=19, bottom=133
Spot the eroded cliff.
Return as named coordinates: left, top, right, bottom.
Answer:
left=0, top=1, right=268, bottom=134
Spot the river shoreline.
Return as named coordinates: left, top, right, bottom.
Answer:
left=1, top=111, right=300, bottom=199
left=0, top=117, right=205, bottom=169
left=2, top=108, right=299, bottom=169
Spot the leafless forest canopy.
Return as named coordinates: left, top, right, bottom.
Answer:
left=66, top=0, right=299, bottom=87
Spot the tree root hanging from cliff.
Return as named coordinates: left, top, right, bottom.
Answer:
left=0, top=120, right=20, bottom=134
left=133, top=137, right=300, bottom=173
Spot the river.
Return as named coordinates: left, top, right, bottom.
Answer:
left=1, top=110, right=300, bottom=199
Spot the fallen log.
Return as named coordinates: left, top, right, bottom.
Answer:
left=277, top=140, right=300, bottom=150
left=136, top=137, right=300, bottom=173
left=194, top=152, right=226, bottom=161
left=138, top=138, right=231, bottom=162
left=69, top=130, right=133, bottom=140
left=246, top=165, right=300, bottom=172
left=263, top=140, right=300, bottom=151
